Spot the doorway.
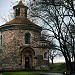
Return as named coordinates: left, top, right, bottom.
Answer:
left=21, top=47, right=35, bottom=69
left=25, top=57, right=30, bottom=69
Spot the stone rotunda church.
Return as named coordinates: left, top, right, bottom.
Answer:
left=0, top=1, right=50, bottom=71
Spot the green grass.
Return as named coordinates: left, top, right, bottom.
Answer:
left=49, top=63, right=67, bottom=73
left=0, top=63, right=67, bottom=74
left=1, top=72, right=41, bottom=75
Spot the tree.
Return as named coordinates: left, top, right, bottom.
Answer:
left=30, top=0, right=75, bottom=71
left=49, top=42, right=62, bottom=64
left=41, top=31, right=62, bottom=64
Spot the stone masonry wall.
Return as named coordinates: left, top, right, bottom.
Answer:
left=2, top=29, right=41, bottom=47
left=1, top=29, right=45, bottom=70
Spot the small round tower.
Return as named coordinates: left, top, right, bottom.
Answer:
left=13, top=0, right=28, bottom=18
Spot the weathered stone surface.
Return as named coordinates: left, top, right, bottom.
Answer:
left=0, top=1, right=49, bottom=71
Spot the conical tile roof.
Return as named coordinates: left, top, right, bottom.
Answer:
left=13, top=1, right=27, bottom=9
left=3, top=17, right=38, bottom=27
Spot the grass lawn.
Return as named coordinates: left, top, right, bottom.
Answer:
left=1, top=72, right=42, bottom=75
left=0, top=63, right=67, bottom=75
left=49, top=63, right=67, bottom=73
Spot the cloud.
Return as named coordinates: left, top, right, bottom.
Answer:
left=54, top=56, right=65, bottom=63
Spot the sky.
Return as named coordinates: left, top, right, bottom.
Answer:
left=0, top=0, right=16, bottom=25
left=0, top=0, right=28, bottom=25
left=0, top=0, right=65, bottom=63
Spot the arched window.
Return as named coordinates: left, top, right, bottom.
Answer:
left=16, top=8, right=20, bottom=16
left=44, top=52, right=47, bottom=58
left=0, top=32, right=2, bottom=46
left=25, top=33, right=30, bottom=44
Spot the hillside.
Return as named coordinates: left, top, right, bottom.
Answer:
left=49, top=63, right=67, bottom=73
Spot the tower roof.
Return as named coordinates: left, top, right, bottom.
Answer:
left=1, top=17, right=42, bottom=32
left=3, top=17, right=38, bottom=26
left=0, top=0, right=42, bottom=31
left=13, top=1, right=27, bottom=9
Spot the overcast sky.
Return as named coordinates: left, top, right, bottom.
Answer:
left=0, top=0, right=30, bottom=25
left=0, top=0, right=15, bottom=25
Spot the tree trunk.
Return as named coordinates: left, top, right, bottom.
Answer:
left=65, top=57, right=69, bottom=70
left=62, top=51, right=70, bottom=71
left=68, top=59, right=73, bottom=72
left=52, top=56, right=53, bottom=64
left=73, top=53, right=75, bottom=72
left=64, top=54, right=73, bottom=71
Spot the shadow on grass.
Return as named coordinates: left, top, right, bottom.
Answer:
left=0, top=70, right=48, bottom=75
left=1, top=72, right=47, bottom=75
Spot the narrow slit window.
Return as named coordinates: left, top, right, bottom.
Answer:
left=25, top=33, right=30, bottom=44
left=16, top=8, right=20, bottom=16
left=0, top=32, right=2, bottom=46
left=44, top=52, right=47, bottom=58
